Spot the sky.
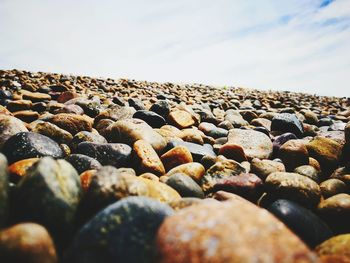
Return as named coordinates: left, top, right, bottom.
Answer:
left=0, top=0, right=349, bottom=97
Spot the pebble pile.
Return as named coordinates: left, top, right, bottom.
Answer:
left=0, top=69, right=350, bottom=262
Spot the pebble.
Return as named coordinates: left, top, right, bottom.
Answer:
left=133, top=139, right=165, bottom=175
left=168, top=110, right=196, bottom=129
left=294, top=165, right=320, bottom=183
left=166, top=162, right=205, bottom=182
left=76, top=142, right=132, bottom=167
left=160, top=146, right=193, bottom=171
left=201, top=159, right=247, bottom=192
left=320, top=179, right=347, bottom=198
left=316, top=234, right=350, bottom=260
left=164, top=173, right=204, bottom=198
left=212, top=173, right=263, bottom=201
left=267, top=199, right=332, bottom=248
left=3, top=132, right=64, bottom=163
left=227, top=128, right=273, bottom=159
left=317, top=193, right=350, bottom=233
left=0, top=114, right=28, bottom=149
left=66, top=196, right=173, bottom=263
left=167, top=140, right=216, bottom=161
left=279, top=139, right=309, bottom=171
left=306, top=136, right=342, bottom=173
left=156, top=196, right=316, bottom=263
left=250, top=158, right=285, bottom=180
left=107, top=118, right=167, bottom=153
left=14, top=157, right=82, bottom=246
left=46, top=113, right=93, bottom=135
left=198, top=122, right=228, bottom=138
left=29, top=120, right=73, bottom=144
left=0, top=223, right=57, bottom=263
left=133, top=110, right=166, bottom=128
left=271, top=113, right=304, bottom=138
left=69, top=131, right=107, bottom=151
left=149, top=100, right=170, bottom=119
left=272, top=132, right=298, bottom=157
left=218, top=143, right=247, bottom=162
left=8, top=157, right=39, bottom=183
left=265, top=172, right=321, bottom=207
left=65, top=154, right=102, bottom=174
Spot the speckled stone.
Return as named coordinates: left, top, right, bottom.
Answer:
left=227, top=128, right=273, bottom=159
left=157, top=197, right=316, bottom=263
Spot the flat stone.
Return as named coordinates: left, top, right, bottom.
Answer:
left=160, top=146, right=193, bottom=171
left=46, top=113, right=93, bottom=135
left=133, top=110, right=166, bottom=128
left=168, top=110, right=196, bottom=129
left=227, top=128, right=273, bottom=159
left=133, top=140, right=165, bottom=176
left=30, top=120, right=73, bottom=144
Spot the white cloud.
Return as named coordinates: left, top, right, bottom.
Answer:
left=0, top=0, right=349, bottom=97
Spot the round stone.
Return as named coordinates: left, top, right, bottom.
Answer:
left=65, top=154, right=102, bottom=174
left=218, top=143, right=247, bottom=162
left=149, top=100, right=170, bottom=119
left=3, top=132, right=64, bottom=163
left=65, top=197, right=174, bottom=263
left=14, top=157, right=82, bottom=246
left=166, top=162, right=205, bottom=183
left=133, top=110, right=166, bottom=128
left=168, top=110, right=196, bottom=129
left=30, top=120, right=73, bottom=144
left=316, top=234, right=350, bottom=260
left=265, top=172, right=321, bottom=207
left=46, top=113, right=93, bottom=135
left=227, top=128, right=273, bottom=159
left=293, top=165, right=320, bottom=183
left=271, top=113, right=304, bottom=138
left=70, top=131, right=107, bottom=151
left=267, top=199, right=332, bottom=248
left=156, top=197, right=316, bottom=263
left=76, top=142, right=132, bottom=167
left=0, top=114, right=28, bottom=149
left=165, top=173, right=204, bottom=198
left=320, top=179, right=347, bottom=199
left=250, top=158, right=285, bottom=180
left=279, top=139, right=309, bottom=171
left=0, top=223, right=57, bottom=263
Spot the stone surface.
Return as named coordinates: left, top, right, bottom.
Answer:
left=8, top=158, right=39, bottom=183
left=279, top=139, right=309, bottom=171
left=316, top=234, right=350, bottom=260
left=265, top=172, right=321, bottom=207
left=65, top=154, right=102, bottom=174
left=160, top=146, right=193, bottom=171
left=164, top=173, right=204, bottom=198
left=133, top=140, right=165, bottom=176
left=0, top=223, right=57, bottom=263
left=66, top=197, right=174, bottom=263
left=268, top=199, right=332, bottom=248
left=0, top=114, right=28, bottom=149
left=271, top=113, right=304, bottom=138
left=30, top=120, right=73, bottom=144
left=14, top=157, right=82, bottom=245
left=46, top=113, right=93, bottom=135
left=3, top=132, right=64, bottom=163
left=218, top=143, right=247, bottom=162
left=76, top=142, right=132, bottom=167
left=251, top=158, right=285, bottom=180
left=107, top=118, right=167, bottom=153
left=320, top=179, right=347, bottom=198
left=168, top=110, right=196, bottom=129
left=166, top=140, right=216, bottom=161
left=166, top=162, right=205, bottom=182
left=157, top=197, right=316, bottom=263
left=306, top=136, right=342, bottom=173
left=227, top=128, right=273, bottom=159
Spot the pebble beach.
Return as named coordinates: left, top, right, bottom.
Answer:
left=1, top=69, right=350, bottom=262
